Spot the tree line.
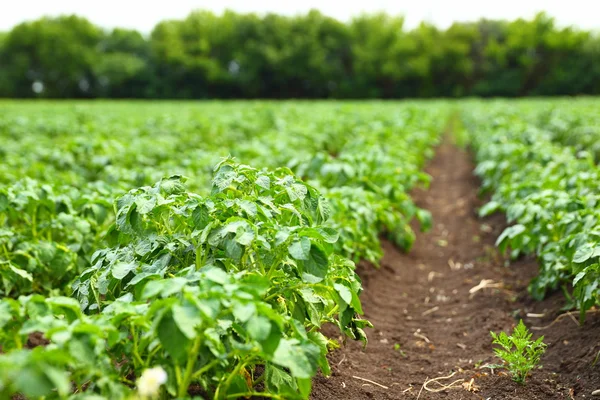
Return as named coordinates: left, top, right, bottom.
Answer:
left=1, top=11, right=599, bottom=98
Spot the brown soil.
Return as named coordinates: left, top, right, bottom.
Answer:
left=311, top=142, right=600, bottom=400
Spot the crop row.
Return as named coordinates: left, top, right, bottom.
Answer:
left=0, top=102, right=444, bottom=399
left=463, top=104, right=600, bottom=320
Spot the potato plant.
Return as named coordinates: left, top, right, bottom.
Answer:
left=465, top=102, right=600, bottom=320
left=0, top=102, right=445, bottom=398
left=1, top=162, right=370, bottom=399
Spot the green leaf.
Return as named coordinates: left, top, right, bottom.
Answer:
left=289, top=237, right=311, bottom=261
left=235, top=230, right=255, bottom=246
left=308, top=331, right=331, bottom=376
left=286, top=183, right=308, bottom=202
left=496, top=224, right=526, bottom=247
left=135, top=195, right=156, bottom=215
left=43, top=366, right=71, bottom=397
left=14, top=367, right=55, bottom=398
left=160, top=175, right=186, bottom=194
left=0, top=301, right=15, bottom=329
left=299, top=245, right=329, bottom=283
left=573, top=244, right=595, bottom=263
left=479, top=201, right=501, bottom=217
left=224, top=239, right=243, bottom=261
left=142, top=279, right=169, bottom=299
left=111, top=262, right=137, bottom=279
left=202, top=267, right=228, bottom=284
left=157, top=311, right=190, bottom=361
left=172, top=303, right=202, bottom=339
left=416, top=209, right=432, bottom=232
left=47, top=297, right=82, bottom=321
left=334, top=283, right=352, bottom=305
left=297, top=378, right=312, bottom=398
left=316, top=227, right=339, bottom=243
left=226, top=373, right=251, bottom=396
left=255, top=175, right=271, bottom=190
left=232, top=302, right=256, bottom=323
left=265, top=364, right=295, bottom=392
left=0, top=192, right=8, bottom=212
left=8, top=263, right=33, bottom=282
left=246, top=315, right=271, bottom=341
left=192, top=205, right=210, bottom=229
left=573, top=271, right=587, bottom=285
left=272, top=339, right=319, bottom=379
left=238, top=200, right=257, bottom=217
left=316, top=197, right=331, bottom=223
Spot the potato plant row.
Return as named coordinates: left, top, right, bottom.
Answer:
left=463, top=101, right=600, bottom=321
left=0, top=102, right=444, bottom=399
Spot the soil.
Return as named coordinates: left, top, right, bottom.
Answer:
left=310, top=141, right=600, bottom=400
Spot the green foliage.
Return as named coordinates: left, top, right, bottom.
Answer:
left=1, top=15, right=103, bottom=98
left=74, top=162, right=370, bottom=342
left=0, top=101, right=442, bottom=398
left=490, top=320, right=547, bottom=384
left=466, top=99, right=600, bottom=320
left=0, top=164, right=367, bottom=399
left=0, top=179, right=111, bottom=296
left=1, top=12, right=599, bottom=98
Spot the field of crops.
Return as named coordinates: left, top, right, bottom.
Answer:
left=0, top=100, right=598, bottom=399
left=464, top=101, right=600, bottom=319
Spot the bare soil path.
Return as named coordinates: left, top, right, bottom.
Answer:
left=311, top=141, right=600, bottom=399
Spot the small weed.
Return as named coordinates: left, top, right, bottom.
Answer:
left=394, top=343, right=407, bottom=357
left=490, top=320, right=547, bottom=384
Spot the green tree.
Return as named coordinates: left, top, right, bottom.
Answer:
left=1, top=16, right=103, bottom=98
left=1, top=11, right=599, bottom=98
left=95, top=29, right=154, bottom=97
left=347, top=13, right=406, bottom=98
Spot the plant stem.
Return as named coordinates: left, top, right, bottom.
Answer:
left=327, top=304, right=339, bottom=317
left=14, top=333, right=22, bottom=350
left=191, top=358, right=221, bottom=380
left=130, top=326, right=145, bottom=368
left=174, top=365, right=182, bottom=388
left=162, top=216, right=173, bottom=235
left=251, top=373, right=265, bottom=387
left=31, top=206, right=37, bottom=239
left=195, top=245, right=202, bottom=270
left=177, top=335, right=202, bottom=398
left=214, top=359, right=250, bottom=400
left=2, top=244, right=11, bottom=260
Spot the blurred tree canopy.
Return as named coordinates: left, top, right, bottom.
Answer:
left=0, top=11, right=598, bottom=98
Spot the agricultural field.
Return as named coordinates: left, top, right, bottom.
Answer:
left=0, top=100, right=598, bottom=399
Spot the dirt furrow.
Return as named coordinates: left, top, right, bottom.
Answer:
left=311, top=142, right=600, bottom=400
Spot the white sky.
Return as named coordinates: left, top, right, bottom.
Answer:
left=0, top=0, right=598, bottom=33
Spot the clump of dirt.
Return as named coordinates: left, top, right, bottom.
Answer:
left=311, top=142, right=600, bottom=399
left=26, top=332, right=50, bottom=348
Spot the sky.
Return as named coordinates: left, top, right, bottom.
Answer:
left=0, top=0, right=597, bottom=33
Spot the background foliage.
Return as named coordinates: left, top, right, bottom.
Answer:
left=1, top=11, right=599, bottom=98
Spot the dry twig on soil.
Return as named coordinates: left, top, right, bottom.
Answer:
left=351, top=376, right=388, bottom=389
left=462, top=378, right=479, bottom=392
left=416, top=377, right=427, bottom=400
left=422, top=306, right=439, bottom=316
left=468, top=279, right=504, bottom=298
left=531, top=309, right=600, bottom=331
left=414, top=329, right=432, bottom=343
left=417, top=372, right=464, bottom=399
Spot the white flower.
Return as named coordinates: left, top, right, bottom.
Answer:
left=137, top=366, right=168, bottom=398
